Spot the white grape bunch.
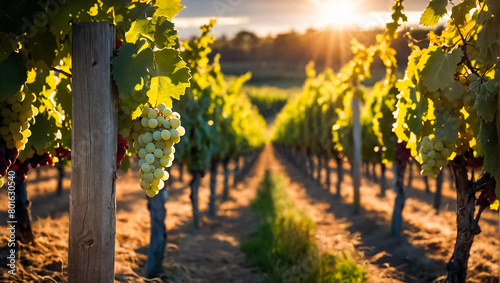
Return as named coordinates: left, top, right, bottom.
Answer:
left=418, top=136, right=456, bottom=178
left=0, top=91, right=38, bottom=151
left=131, top=103, right=185, bottom=197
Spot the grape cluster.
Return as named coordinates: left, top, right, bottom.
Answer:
left=11, top=145, right=70, bottom=183
left=131, top=103, right=185, bottom=197
left=0, top=91, right=38, bottom=151
left=117, top=134, right=129, bottom=169
left=418, top=136, right=456, bottom=178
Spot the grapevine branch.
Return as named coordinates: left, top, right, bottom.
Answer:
left=450, top=17, right=480, bottom=77
left=50, top=67, right=72, bottom=78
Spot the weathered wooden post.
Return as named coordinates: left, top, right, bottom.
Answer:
left=69, top=22, right=117, bottom=282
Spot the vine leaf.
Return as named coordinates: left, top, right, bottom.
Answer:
left=444, top=81, right=465, bottom=102
left=451, top=0, right=476, bottom=25
left=470, top=79, right=497, bottom=123
left=0, top=52, right=27, bottom=100
left=126, top=16, right=179, bottom=49
left=420, top=47, right=462, bottom=92
left=478, top=121, right=498, bottom=180
left=28, top=112, right=60, bottom=150
left=435, top=112, right=460, bottom=142
left=147, top=48, right=191, bottom=105
left=419, top=0, right=448, bottom=27
left=406, top=88, right=427, bottom=134
left=154, top=0, right=185, bottom=20
left=111, top=41, right=154, bottom=96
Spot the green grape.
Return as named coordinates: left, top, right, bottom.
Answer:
left=161, top=130, right=171, bottom=140
left=441, top=148, right=452, bottom=158
left=143, top=172, right=154, bottom=182
left=143, top=132, right=153, bottom=143
left=178, top=126, right=186, bottom=136
left=146, top=143, right=156, bottom=153
left=153, top=131, right=162, bottom=141
left=148, top=108, right=158, bottom=119
left=170, top=128, right=179, bottom=139
left=162, top=108, right=172, bottom=117
left=138, top=148, right=147, bottom=159
left=427, top=150, right=436, bottom=159
left=434, top=141, right=444, bottom=151
left=160, top=156, right=169, bottom=166
left=157, top=116, right=165, bottom=125
left=163, top=147, right=173, bottom=155
left=140, top=180, right=150, bottom=190
left=148, top=119, right=158, bottom=129
left=141, top=163, right=151, bottom=173
left=151, top=178, right=160, bottom=187
left=163, top=120, right=171, bottom=129
left=145, top=153, right=155, bottom=164
left=153, top=149, right=163, bottom=158
left=154, top=168, right=164, bottom=179
left=156, top=141, right=166, bottom=150
left=170, top=118, right=180, bottom=129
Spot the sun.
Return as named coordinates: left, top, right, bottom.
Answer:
left=315, top=0, right=359, bottom=27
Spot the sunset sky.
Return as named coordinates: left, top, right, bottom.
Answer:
left=175, top=0, right=433, bottom=38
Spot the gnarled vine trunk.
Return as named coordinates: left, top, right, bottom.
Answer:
left=15, top=172, right=34, bottom=243
left=380, top=163, right=386, bottom=197
left=445, top=156, right=479, bottom=283
left=56, top=162, right=64, bottom=196
left=222, top=159, right=230, bottom=201
left=189, top=170, right=203, bottom=228
left=209, top=160, right=218, bottom=217
left=434, top=171, right=444, bottom=212
left=325, top=156, right=331, bottom=190
left=336, top=155, right=343, bottom=198
left=390, top=163, right=406, bottom=237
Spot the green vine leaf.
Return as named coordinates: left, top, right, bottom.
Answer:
left=147, top=48, right=191, bottom=105
left=419, top=0, right=448, bottom=27
left=111, top=41, right=154, bottom=96
left=0, top=52, right=27, bottom=100
left=420, top=47, right=463, bottom=92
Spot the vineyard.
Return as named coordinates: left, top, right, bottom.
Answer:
left=0, top=0, right=499, bottom=282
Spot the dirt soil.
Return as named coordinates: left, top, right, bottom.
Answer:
left=0, top=144, right=498, bottom=282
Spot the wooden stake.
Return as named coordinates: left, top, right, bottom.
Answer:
left=69, top=22, right=117, bottom=282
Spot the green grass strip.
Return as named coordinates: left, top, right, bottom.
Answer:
left=242, top=170, right=367, bottom=283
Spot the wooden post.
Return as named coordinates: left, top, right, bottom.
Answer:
left=352, top=97, right=361, bottom=213
left=69, top=22, right=117, bottom=282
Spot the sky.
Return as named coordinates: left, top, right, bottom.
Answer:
left=174, top=0, right=433, bottom=39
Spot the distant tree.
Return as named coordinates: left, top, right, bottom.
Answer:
left=232, top=31, right=260, bottom=50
